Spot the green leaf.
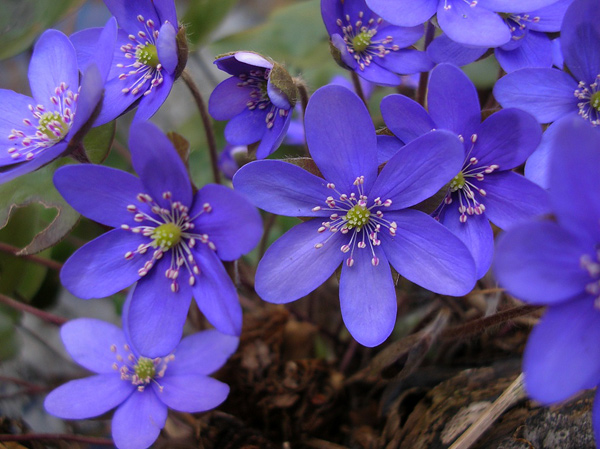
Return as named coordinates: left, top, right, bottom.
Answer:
left=0, top=0, right=85, bottom=61
left=0, top=159, right=79, bottom=255
left=83, top=121, right=116, bottom=164
left=183, top=0, right=238, bottom=47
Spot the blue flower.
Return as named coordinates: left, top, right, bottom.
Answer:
left=0, top=23, right=115, bottom=184
left=209, top=52, right=295, bottom=159
left=366, top=0, right=560, bottom=47
left=379, top=64, right=550, bottom=278
left=45, top=317, right=238, bottom=449
left=55, top=122, right=262, bottom=357
left=494, top=0, right=600, bottom=187
left=71, top=0, right=182, bottom=125
left=493, top=117, right=600, bottom=442
left=321, top=0, right=432, bottom=86
left=233, top=85, right=477, bottom=347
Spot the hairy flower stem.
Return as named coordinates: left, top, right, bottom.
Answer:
left=0, top=242, right=63, bottom=271
left=351, top=71, right=369, bottom=110
left=0, top=293, right=67, bottom=326
left=416, top=21, right=435, bottom=107
left=181, top=69, right=221, bottom=185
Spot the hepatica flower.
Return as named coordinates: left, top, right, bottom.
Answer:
left=494, top=118, right=600, bottom=442
left=209, top=52, right=296, bottom=159
left=45, top=318, right=238, bottom=449
left=71, top=0, right=183, bottom=125
left=379, top=64, right=549, bottom=278
left=234, top=85, right=477, bottom=347
left=494, top=0, right=600, bottom=187
left=0, top=23, right=115, bottom=184
left=321, top=0, right=432, bottom=86
left=55, top=122, right=262, bottom=357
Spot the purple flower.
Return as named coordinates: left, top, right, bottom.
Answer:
left=379, top=64, right=549, bottom=278
left=55, top=122, right=262, bottom=357
left=493, top=117, right=600, bottom=441
left=321, top=0, right=432, bottom=86
left=71, top=0, right=182, bottom=125
left=233, top=85, right=477, bottom=347
left=218, top=144, right=248, bottom=180
left=494, top=0, right=600, bottom=187
left=427, top=0, right=573, bottom=72
left=366, top=0, right=560, bottom=47
left=45, top=317, right=238, bottom=449
left=0, top=23, right=115, bottom=184
left=209, top=52, right=295, bottom=159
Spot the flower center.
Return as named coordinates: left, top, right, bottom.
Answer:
left=345, top=204, right=371, bottom=230
left=152, top=222, right=182, bottom=250
left=37, top=111, right=69, bottom=141
left=134, top=357, right=156, bottom=382
left=575, top=75, right=600, bottom=126
left=591, top=91, right=600, bottom=112
left=352, top=31, right=372, bottom=53
left=580, top=252, right=600, bottom=308
left=449, top=172, right=466, bottom=191
left=111, top=343, right=174, bottom=392
left=135, top=44, right=160, bottom=68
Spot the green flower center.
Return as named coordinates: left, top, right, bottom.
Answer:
left=591, top=91, right=600, bottom=112
left=37, top=112, right=68, bottom=141
left=136, top=44, right=160, bottom=68
left=449, top=172, right=466, bottom=191
left=134, top=357, right=156, bottom=383
left=152, top=222, right=182, bottom=250
left=352, top=31, right=372, bottom=53
left=345, top=205, right=371, bottom=230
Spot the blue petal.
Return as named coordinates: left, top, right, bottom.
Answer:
left=375, top=48, right=434, bottom=76
left=255, top=110, right=292, bottom=159
left=155, top=375, right=229, bottom=412
left=129, top=121, right=192, bottom=210
left=428, top=63, right=481, bottom=137
left=377, top=135, right=403, bottom=164
left=320, top=0, right=344, bottom=36
left=528, top=0, right=574, bottom=32
left=481, top=171, right=550, bottom=229
left=214, top=52, right=272, bottom=76
left=70, top=18, right=117, bottom=83
left=104, top=0, right=161, bottom=34
left=494, top=220, right=592, bottom=304
left=370, top=130, right=464, bottom=210
left=125, top=265, right=192, bottom=358
left=561, top=0, right=600, bottom=84
left=0, top=141, right=68, bottom=183
left=477, top=0, right=561, bottom=10
left=132, top=71, right=175, bottom=122
left=44, top=374, right=133, bottom=419
left=267, top=78, right=292, bottom=110
left=255, top=219, right=346, bottom=303
left=524, top=118, right=565, bottom=188
left=493, top=68, right=577, bottom=123
left=190, top=184, right=262, bottom=261
left=61, top=318, right=128, bottom=374
left=168, top=330, right=239, bottom=376
left=208, top=77, right=253, bottom=120
left=157, top=22, right=178, bottom=73
left=112, top=389, right=167, bottom=449
left=365, top=0, right=437, bottom=26
left=0, top=90, right=36, bottom=144
left=153, top=0, right=178, bottom=29
left=427, top=34, right=486, bottom=66
left=224, top=107, right=268, bottom=145
left=380, top=94, right=436, bottom=144
left=92, top=76, right=141, bottom=126
left=380, top=209, right=477, bottom=295
left=60, top=229, right=148, bottom=299
left=523, top=297, right=600, bottom=404
left=28, top=30, right=79, bottom=110
left=495, top=31, right=553, bottom=73
left=340, top=246, right=396, bottom=347
left=305, top=85, right=378, bottom=192
left=191, top=245, right=243, bottom=337
left=68, top=64, right=103, bottom=136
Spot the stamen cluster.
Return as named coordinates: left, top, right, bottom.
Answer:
left=237, top=70, right=289, bottom=129
left=110, top=343, right=174, bottom=392
left=575, top=75, right=600, bottom=126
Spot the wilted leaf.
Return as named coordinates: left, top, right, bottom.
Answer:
left=167, top=131, right=191, bottom=165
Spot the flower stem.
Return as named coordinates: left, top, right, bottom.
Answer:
left=0, top=293, right=67, bottom=326
left=416, top=20, right=435, bottom=107
left=181, top=69, right=221, bottom=185
left=0, top=242, right=62, bottom=271
left=351, top=71, right=368, bottom=110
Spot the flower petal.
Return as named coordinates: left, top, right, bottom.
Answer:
left=60, top=229, right=148, bottom=299
left=125, top=265, right=192, bottom=358
left=494, top=220, right=591, bottom=304
left=0, top=90, right=36, bottom=146
left=523, top=297, right=600, bottom=404
left=54, top=165, right=146, bottom=228
left=154, top=0, right=178, bottom=27
left=370, top=130, right=463, bottom=210
left=209, top=77, right=253, bottom=121
left=190, top=184, right=262, bottom=261
left=224, top=107, right=268, bottom=145
left=61, top=318, right=128, bottom=374
left=477, top=0, right=561, bottom=10
left=340, top=247, right=396, bottom=347
left=255, top=219, right=346, bottom=303
left=428, top=63, right=481, bottom=138
left=44, top=374, right=133, bottom=419
left=168, top=330, right=239, bottom=376
left=374, top=48, right=434, bottom=76
left=132, top=71, right=175, bottom=122
left=377, top=135, right=403, bottom=164
left=255, top=110, right=292, bottom=159
left=0, top=141, right=68, bottom=182
left=112, top=389, right=167, bottom=449
left=157, top=21, right=178, bottom=74
left=129, top=121, right=192, bottom=209
left=104, top=0, right=161, bottom=34
left=380, top=94, right=436, bottom=145
left=305, top=85, right=378, bottom=192
left=214, top=52, right=272, bottom=76
left=493, top=68, right=577, bottom=123
left=481, top=171, right=550, bottom=229
left=523, top=118, right=565, bottom=188
left=28, top=30, right=79, bottom=109
left=495, top=31, right=553, bottom=73
left=366, top=0, right=437, bottom=26
left=93, top=77, right=141, bottom=126
left=381, top=209, right=477, bottom=295
left=427, top=34, right=486, bottom=67
left=155, top=375, right=229, bottom=412
left=232, top=159, right=332, bottom=217
left=561, top=0, right=600, bottom=84
left=68, top=64, right=104, bottom=136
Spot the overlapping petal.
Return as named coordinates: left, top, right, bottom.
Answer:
left=168, top=330, right=239, bottom=376
left=380, top=94, right=436, bottom=144
left=112, top=389, right=167, bottom=449
left=209, top=78, right=254, bottom=121
left=561, top=0, right=600, bottom=84
left=133, top=71, right=175, bottom=123
left=366, top=0, right=437, bottom=26
left=157, top=375, right=230, bottom=412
